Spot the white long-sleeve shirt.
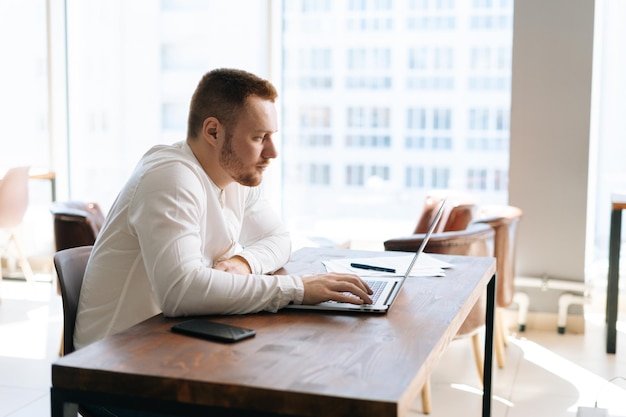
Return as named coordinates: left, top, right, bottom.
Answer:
left=74, top=141, right=303, bottom=350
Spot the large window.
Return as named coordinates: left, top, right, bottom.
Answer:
left=4, top=0, right=624, bottom=275
left=0, top=2, right=49, bottom=171
left=592, top=0, right=626, bottom=264
left=281, top=0, right=514, bottom=247
left=0, top=0, right=53, bottom=259
left=55, top=0, right=274, bottom=214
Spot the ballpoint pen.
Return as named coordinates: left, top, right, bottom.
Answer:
left=350, top=263, right=396, bottom=273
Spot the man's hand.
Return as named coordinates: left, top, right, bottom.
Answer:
left=214, top=255, right=252, bottom=274
left=301, top=273, right=374, bottom=305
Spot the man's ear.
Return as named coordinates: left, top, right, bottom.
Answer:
left=202, top=117, right=220, bottom=146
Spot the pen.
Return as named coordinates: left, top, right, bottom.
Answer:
left=350, top=263, right=396, bottom=273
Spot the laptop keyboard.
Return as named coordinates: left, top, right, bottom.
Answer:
left=334, top=280, right=387, bottom=304
left=365, top=280, right=386, bottom=303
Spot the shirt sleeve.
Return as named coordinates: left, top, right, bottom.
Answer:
left=236, top=186, right=292, bottom=275
left=128, top=163, right=303, bottom=316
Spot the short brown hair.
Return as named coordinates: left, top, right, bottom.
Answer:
left=186, top=68, right=278, bottom=139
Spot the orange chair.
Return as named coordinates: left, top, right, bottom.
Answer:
left=474, top=205, right=523, bottom=369
left=384, top=222, right=495, bottom=414
left=0, top=166, right=34, bottom=295
left=413, top=190, right=476, bottom=234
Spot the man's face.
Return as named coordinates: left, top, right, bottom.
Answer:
left=219, top=96, right=278, bottom=187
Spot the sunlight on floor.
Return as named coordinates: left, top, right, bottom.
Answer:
left=0, top=279, right=61, bottom=360
left=508, top=336, right=626, bottom=415
left=586, top=311, right=626, bottom=333
left=449, top=383, right=515, bottom=407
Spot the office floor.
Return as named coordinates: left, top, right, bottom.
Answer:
left=0, top=277, right=625, bottom=417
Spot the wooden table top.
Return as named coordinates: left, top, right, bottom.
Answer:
left=51, top=247, right=496, bottom=417
left=29, top=170, right=56, bottom=181
left=612, top=192, right=626, bottom=210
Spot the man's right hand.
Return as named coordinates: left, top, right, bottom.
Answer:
left=301, top=273, right=373, bottom=305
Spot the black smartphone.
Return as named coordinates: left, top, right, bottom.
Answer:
left=171, top=319, right=256, bottom=343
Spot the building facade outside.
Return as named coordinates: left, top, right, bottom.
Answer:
left=280, top=0, right=513, bottom=245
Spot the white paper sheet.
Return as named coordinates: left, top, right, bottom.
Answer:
left=322, top=253, right=453, bottom=277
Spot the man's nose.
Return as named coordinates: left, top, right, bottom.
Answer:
left=262, top=138, right=278, bottom=159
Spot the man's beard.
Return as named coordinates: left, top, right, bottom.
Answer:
left=219, top=131, right=261, bottom=187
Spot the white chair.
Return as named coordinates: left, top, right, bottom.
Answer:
left=0, top=166, right=35, bottom=297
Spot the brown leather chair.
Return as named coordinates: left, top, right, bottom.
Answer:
left=474, top=205, right=523, bottom=369
left=384, top=222, right=495, bottom=414
left=49, top=201, right=105, bottom=251
left=413, top=190, right=476, bottom=234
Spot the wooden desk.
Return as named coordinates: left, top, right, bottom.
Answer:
left=29, top=170, right=56, bottom=201
left=51, top=247, right=496, bottom=417
left=607, top=192, right=626, bottom=353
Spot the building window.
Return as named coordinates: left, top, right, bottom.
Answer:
left=300, top=134, right=332, bottom=147
left=282, top=0, right=513, bottom=244
left=406, top=166, right=425, bottom=188
left=346, top=165, right=365, bottom=186
left=309, top=164, right=331, bottom=185
left=300, top=107, right=331, bottom=128
left=370, top=165, right=390, bottom=181
left=347, top=107, right=390, bottom=128
left=493, top=168, right=508, bottom=191
left=407, top=108, right=427, bottom=129
left=433, top=108, right=451, bottom=129
left=346, top=135, right=391, bottom=147
left=467, top=168, right=488, bottom=190
left=432, top=167, right=450, bottom=188
left=405, top=136, right=427, bottom=149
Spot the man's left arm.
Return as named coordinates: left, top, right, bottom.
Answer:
left=235, top=189, right=292, bottom=274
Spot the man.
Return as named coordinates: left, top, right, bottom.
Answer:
left=74, top=68, right=372, bottom=353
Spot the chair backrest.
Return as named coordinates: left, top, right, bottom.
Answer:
left=474, top=204, right=523, bottom=307
left=0, top=166, right=30, bottom=228
left=54, top=245, right=93, bottom=355
left=49, top=201, right=105, bottom=251
left=413, top=190, right=476, bottom=234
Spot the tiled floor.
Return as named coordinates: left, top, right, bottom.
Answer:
left=1, top=276, right=625, bottom=417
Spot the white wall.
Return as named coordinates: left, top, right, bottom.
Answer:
left=509, top=0, right=595, bottom=285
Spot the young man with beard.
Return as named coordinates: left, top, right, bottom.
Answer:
left=74, top=68, right=373, bottom=358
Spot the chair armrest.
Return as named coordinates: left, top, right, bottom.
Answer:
left=384, top=223, right=494, bottom=257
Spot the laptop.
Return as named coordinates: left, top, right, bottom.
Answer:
left=286, top=197, right=447, bottom=313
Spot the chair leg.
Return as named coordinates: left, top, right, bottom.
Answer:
left=494, top=310, right=506, bottom=368
left=513, top=292, right=529, bottom=332
left=421, top=379, right=431, bottom=414
left=471, top=333, right=484, bottom=384
left=498, top=308, right=509, bottom=347
left=10, top=233, right=35, bottom=282
left=59, top=332, right=64, bottom=356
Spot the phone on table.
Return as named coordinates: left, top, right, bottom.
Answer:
left=171, top=319, right=256, bottom=343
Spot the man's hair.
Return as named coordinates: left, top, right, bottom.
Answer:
left=187, top=68, right=278, bottom=139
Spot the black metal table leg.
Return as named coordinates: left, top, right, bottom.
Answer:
left=607, top=207, right=622, bottom=354
left=482, top=273, right=496, bottom=417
